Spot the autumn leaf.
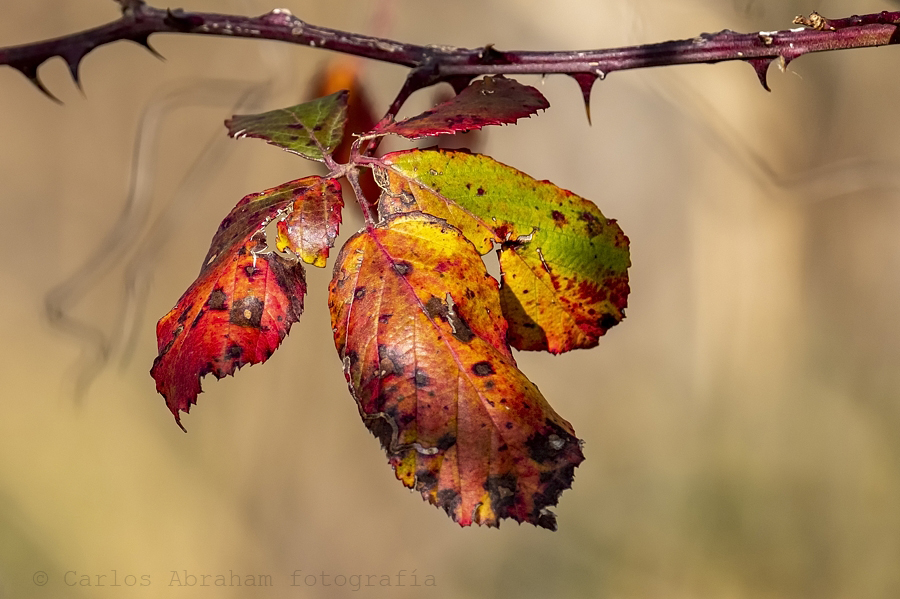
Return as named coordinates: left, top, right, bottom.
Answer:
left=152, top=176, right=342, bottom=429
left=375, top=149, right=630, bottom=353
left=225, top=91, right=348, bottom=162
left=373, top=76, right=549, bottom=139
left=275, top=177, right=343, bottom=267
left=329, top=212, right=584, bottom=529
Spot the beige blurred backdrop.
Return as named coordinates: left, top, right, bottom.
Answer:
left=3, top=0, right=900, bottom=597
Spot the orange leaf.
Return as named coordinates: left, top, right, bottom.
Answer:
left=329, top=212, right=583, bottom=529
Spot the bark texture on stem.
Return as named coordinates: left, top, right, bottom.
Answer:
left=2, top=2, right=899, bottom=109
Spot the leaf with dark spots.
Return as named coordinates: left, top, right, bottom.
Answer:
left=424, top=296, right=447, bottom=319
left=199, top=175, right=342, bottom=272
left=449, top=314, right=475, bottom=342
left=207, top=288, right=227, bottom=310
left=472, top=361, right=495, bottom=376
left=414, top=369, right=430, bottom=387
left=329, top=212, right=583, bottom=529
left=392, top=260, right=412, bottom=275
left=485, top=473, right=519, bottom=518
left=416, top=469, right=439, bottom=490
left=273, top=177, right=343, bottom=267
left=376, top=148, right=631, bottom=354
left=152, top=177, right=341, bottom=428
left=372, top=76, right=549, bottom=139
left=225, top=91, right=348, bottom=162
left=151, top=234, right=306, bottom=430
left=228, top=296, right=264, bottom=328
left=436, top=489, right=462, bottom=517
left=525, top=421, right=580, bottom=464
left=436, top=433, right=457, bottom=450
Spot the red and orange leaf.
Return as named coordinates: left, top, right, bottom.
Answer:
left=373, top=76, right=549, bottom=139
left=152, top=176, right=342, bottom=428
left=274, top=177, right=343, bottom=267
left=375, top=149, right=630, bottom=354
left=329, top=212, right=584, bottom=529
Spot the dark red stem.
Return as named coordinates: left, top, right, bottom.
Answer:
left=3, top=2, right=900, bottom=109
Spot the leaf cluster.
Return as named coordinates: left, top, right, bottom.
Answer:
left=150, top=75, right=630, bottom=529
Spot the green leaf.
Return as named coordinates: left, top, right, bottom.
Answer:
left=225, top=91, right=349, bottom=162
left=375, top=149, right=630, bottom=353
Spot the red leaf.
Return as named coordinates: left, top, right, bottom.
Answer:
left=329, top=213, right=584, bottom=529
left=373, top=75, right=549, bottom=139
left=151, top=176, right=342, bottom=428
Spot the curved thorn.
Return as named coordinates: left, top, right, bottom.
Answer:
left=65, top=58, right=85, bottom=95
left=134, top=34, right=164, bottom=60
left=570, top=73, right=597, bottom=125
left=747, top=57, right=773, bottom=92
left=17, top=65, right=62, bottom=103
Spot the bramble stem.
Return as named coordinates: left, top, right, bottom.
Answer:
left=345, top=167, right=376, bottom=225
left=3, top=2, right=900, bottom=109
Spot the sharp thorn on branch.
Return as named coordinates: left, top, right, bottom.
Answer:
left=746, top=58, right=773, bottom=92
left=62, top=56, right=85, bottom=93
left=133, top=35, right=165, bottom=61
left=15, top=65, right=62, bottom=104
left=569, top=73, right=598, bottom=125
left=3, top=5, right=900, bottom=115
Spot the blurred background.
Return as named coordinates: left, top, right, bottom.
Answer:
left=3, top=0, right=900, bottom=597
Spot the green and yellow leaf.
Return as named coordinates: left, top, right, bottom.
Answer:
left=375, top=149, right=630, bottom=353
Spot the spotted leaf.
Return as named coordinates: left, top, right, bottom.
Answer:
left=274, top=177, right=344, bottom=267
left=375, top=149, right=630, bottom=353
left=329, top=212, right=584, bottom=529
left=152, top=176, right=342, bottom=428
left=225, top=91, right=348, bottom=162
left=373, top=76, right=549, bottom=139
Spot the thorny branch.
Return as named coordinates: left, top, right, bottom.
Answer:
left=3, top=1, right=900, bottom=116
